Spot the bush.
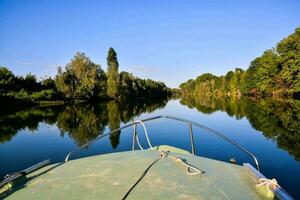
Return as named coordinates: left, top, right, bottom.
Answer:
left=30, top=89, right=57, bottom=100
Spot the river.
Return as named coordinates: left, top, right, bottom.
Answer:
left=0, top=97, right=299, bottom=198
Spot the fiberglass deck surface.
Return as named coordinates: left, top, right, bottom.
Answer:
left=4, top=147, right=267, bottom=200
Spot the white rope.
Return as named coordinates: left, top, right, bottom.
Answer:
left=121, top=150, right=205, bottom=199
left=256, top=178, right=280, bottom=193
left=134, top=124, right=145, bottom=150
left=134, top=120, right=153, bottom=149
left=166, top=153, right=204, bottom=175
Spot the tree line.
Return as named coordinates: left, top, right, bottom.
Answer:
left=0, top=48, right=172, bottom=102
left=180, top=27, right=300, bottom=99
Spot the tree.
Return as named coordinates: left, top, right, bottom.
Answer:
left=0, top=67, right=15, bottom=92
left=243, top=50, right=279, bottom=96
left=24, top=73, right=39, bottom=91
left=55, top=52, right=105, bottom=99
left=106, top=47, right=119, bottom=98
left=119, top=71, right=135, bottom=96
left=225, top=71, right=234, bottom=92
left=42, top=77, right=56, bottom=90
left=277, top=28, right=300, bottom=97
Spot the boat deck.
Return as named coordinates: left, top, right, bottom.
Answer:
left=4, top=146, right=268, bottom=200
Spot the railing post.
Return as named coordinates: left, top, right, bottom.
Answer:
left=132, top=124, right=137, bottom=151
left=188, top=122, right=196, bottom=155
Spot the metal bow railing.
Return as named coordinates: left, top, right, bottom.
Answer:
left=64, top=115, right=260, bottom=171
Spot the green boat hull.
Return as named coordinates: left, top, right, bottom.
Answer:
left=3, top=146, right=270, bottom=200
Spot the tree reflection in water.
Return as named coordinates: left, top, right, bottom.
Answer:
left=108, top=101, right=121, bottom=149
left=180, top=95, right=300, bottom=161
left=56, top=104, right=108, bottom=146
left=3, top=95, right=298, bottom=162
left=0, top=98, right=169, bottom=148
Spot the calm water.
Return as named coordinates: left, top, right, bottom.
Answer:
left=0, top=97, right=300, bottom=198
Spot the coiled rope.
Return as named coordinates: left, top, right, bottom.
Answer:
left=121, top=150, right=205, bottom=200
left=256, top=178, right=280, bottom=192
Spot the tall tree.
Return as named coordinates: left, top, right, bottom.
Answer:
left=106, top=48, right=119, bottom=98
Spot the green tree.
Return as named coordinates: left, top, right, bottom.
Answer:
left=42, top=77, right=56, bottom=90
left=225, top=71, right=234, bottom=92
left=106, top=48, right=119, bottom=98
left=55, top=52, right=105, bottom=99
left=243, top=50, right=279, bottom=96
left=276, top=28, right=300, bottom=97
left=119, top=71, right=135, bottom=96
left=0, top=67, right=15, bottom=92
left=24, top=73, right=38, bottom=88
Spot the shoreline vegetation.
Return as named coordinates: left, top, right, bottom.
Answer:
left=0, top=48, right=173, bottom=110
left=179, top=28, right=300, bottom=100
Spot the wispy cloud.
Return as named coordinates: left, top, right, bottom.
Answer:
left=15, top=61, right=35, bottom=66
left=130, top=66, right=160, bottom=74
left=14, top=61, right=58, bottom=78
left=15, top=61, right=57, bottom=69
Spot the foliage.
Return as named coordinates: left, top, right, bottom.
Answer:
left=119, top=71, right=171, bottom=98
left=42, top=77, right=56, bottom=90
left=180, top=70, right=244, bottom=98
left=243, top=50, right=277, bottom=95
left=277, top=28, right=300, bottom=97
left=23, top=73, right=39, bottom=92
left=0, top=67, right=52, bottom=100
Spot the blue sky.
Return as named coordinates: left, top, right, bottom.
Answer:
left=0, top=0, right=299, bottom=87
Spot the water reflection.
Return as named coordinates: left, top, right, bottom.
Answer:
left=180, top=95, right=300, bottom=161
left=57, top=104, right=108, bottom=146
left=108, top=101, right=121, bottom=149
left=0, top=107, right=60, bottom=143
left=0, top=98, right=169, bottom=148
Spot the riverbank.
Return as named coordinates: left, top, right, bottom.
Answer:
left=0, top=96, right=90, bottom=116
left=0, top=94, right=174, bottom=116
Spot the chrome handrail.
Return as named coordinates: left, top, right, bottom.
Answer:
left=64, top=115, right=260, bottom=171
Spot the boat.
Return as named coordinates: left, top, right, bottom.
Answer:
left=0, top=115, right=295, bottom=200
